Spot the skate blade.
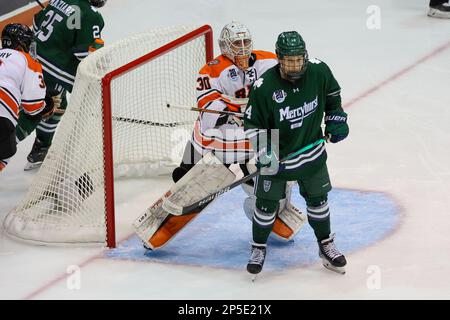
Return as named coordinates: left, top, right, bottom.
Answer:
left=24, top=162, right=43, bottom=171
left=322, top=260, right=346, bottom=275
left=250, top=274, right=258, bottom=282
left=142, top=242, right=153, bottom=251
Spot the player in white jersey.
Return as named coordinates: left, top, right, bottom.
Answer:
left=173, top=22, right=277, bottom=176
left=0, top=24, right=54, bottom=173
left=137, top=22, right=307, bottom=251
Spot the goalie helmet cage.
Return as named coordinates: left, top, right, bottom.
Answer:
left=3, top=25, right=214, bottom=248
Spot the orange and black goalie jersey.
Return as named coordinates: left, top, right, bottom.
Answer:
left=192, top=50, right=277, bottom=164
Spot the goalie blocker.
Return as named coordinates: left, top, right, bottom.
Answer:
left=133, top=152, right=307, bottom=250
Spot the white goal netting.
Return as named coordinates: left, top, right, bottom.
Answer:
left=3, top=25, right=211, bottom=246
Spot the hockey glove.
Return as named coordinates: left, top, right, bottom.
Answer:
left=255, top=147, right=279, bottom=176
left=40, top=94, right=56, bottom=119
left=89, top=38, right=105, bottom=53
left=325, top=111, right=349, bottom=143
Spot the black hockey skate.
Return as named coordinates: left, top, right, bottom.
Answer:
left=24, top=138, right=49, bottom=171
left=428, top=3, right=450, bottom=19
left=318, top=233, right=346, bottom=275
left=247, top=243, right=267, bottom=281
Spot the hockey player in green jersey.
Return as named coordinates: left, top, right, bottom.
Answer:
left=243, top=31, right=349, bottom=276
left=16, top=0, right=106, bottom=170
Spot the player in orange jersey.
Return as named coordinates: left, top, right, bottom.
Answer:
left=0, top=24, right=54, bottom=173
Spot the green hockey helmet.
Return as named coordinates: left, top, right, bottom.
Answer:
left=275, top=31, right=308, bottom=81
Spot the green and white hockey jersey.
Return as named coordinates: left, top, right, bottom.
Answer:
left=33, top=0, right=105, bottom=92
left=244, top=58, right=343, bottom=176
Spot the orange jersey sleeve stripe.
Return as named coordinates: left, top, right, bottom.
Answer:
left=220, top=96, right=244, bottom=112
left=197, top=91, right=222, bottom=109
left=192, top=120, right=251, bottom=151
left=22, top=100, right=45, bottom=113
left=0, top=88, right=19, bottom=116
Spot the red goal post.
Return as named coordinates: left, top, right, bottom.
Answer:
left=3, top=25, right=214, bottom=248
left=102, top=25, right=213, bottom=247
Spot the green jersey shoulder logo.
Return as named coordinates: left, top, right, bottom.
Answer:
left=272, top=89, right=287, bottom=103
left=253, top=78, right=264, bottom=88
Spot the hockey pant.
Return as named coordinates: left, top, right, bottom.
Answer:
left=0, top=117, right=17, bottom=171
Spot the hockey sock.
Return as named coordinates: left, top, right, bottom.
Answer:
left=36, top=91, right=67, bottom=146
left=36, top=113, right=63, bottom=146
left=306, top=200, right=331, bottom=241
left=252, top=199, right=278, bottom=244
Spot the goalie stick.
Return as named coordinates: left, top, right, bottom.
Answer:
left=166, top=94, right=248, bottom=118
left=163, top=137, right=327, bottom=215
left=53, top=109, right=192, bottom=128
left=166, top=103, right=244, bottom=118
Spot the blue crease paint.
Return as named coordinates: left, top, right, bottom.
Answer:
left=106, top=186, right=399, bottom=271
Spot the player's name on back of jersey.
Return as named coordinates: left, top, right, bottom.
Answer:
left=48, top=0, right=78, bottom=16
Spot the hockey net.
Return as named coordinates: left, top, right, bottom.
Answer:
left=3, top=25, right=213, bottom=247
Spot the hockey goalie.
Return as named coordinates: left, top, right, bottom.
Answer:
left=133, top=21, right=307, bottom=250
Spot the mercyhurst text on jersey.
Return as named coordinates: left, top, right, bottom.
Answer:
left=244, top=58, right=343, bottom=178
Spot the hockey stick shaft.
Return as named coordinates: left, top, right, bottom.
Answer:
left=166, top=103, right=244, bottom=117
left=112, top=116, right=191, bottom=127
left=52, top=108, right=190, bottom=127
left=178, top=137, right=327, bottom=214
left=35, top=0, right=45, bottom=8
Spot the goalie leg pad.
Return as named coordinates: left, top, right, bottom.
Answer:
left=134, top=152, right=233, bottom=249
left=133, top=189, right=207, bottom=250
left=148, top=212, right=200, bottom=249
left=272, top=203, right=307, bottom=241
left=162, top=152, right=236, bottom=215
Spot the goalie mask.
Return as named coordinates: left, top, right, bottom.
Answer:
left=276, top=31, right=308, bottom=81
left=219, top=21, right=253, bottom=70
